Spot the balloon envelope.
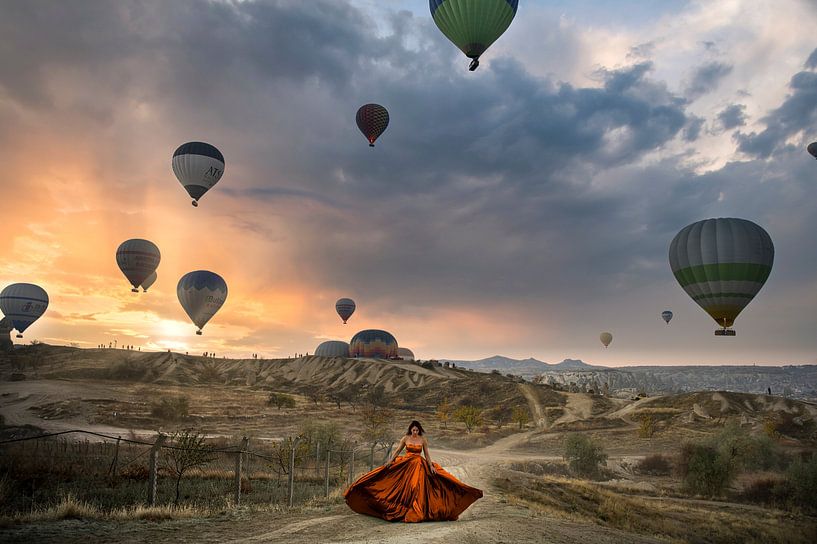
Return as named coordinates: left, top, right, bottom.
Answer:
left=350, top=329, right=398, bottom=359
left=397, top=347, right=415, bottom=361
left=116, top=239, right=160, bottom=293
left=669, top=218, right=774, bottom=330
left=599, top=332, right=612, bottom=348
left=356, top=104, right=389, bottom=146
left=0, top=283, right=49, bottom=337
left=661, top=310, right=673, bottom=324
left=315, top=340, right=350, bottom=357
left=430, top=0, right=518, bottom=69
left=335, top=298, right=356, bottom=324
left=808, top=142, right=817, bottom=159
left=141, top=271, right=157, bottom=292
left=172, top=142, right=225, bottom=206
left=176, top=271, right=228, bottom=334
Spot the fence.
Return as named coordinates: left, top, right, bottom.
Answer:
left=0, top=430, right=394, bottom=515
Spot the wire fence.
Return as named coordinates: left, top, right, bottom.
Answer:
left=0, top=430, right=394, bottom=515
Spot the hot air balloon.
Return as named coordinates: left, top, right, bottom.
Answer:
left=397, top=347, right=415, bottom=361
left=430, top=0, right=518, bottom=71
left=356, top=104, right=389, bottom=147
left=669, top=218, right=774, bottom=336
left=172, top=142, right=225, bottom=207
left=335, top=298, right=356, bottom=324
left=599, top=332, right=613, bottom=348
left=315, top=340, right=350, bottom=357
left=141, top=271, right=157, bottom=292
left=808, top=142, right=817, bottom=159
left=661, top=310, right=673, bottom=324
left=176, top=271, right=227, bottom=335
left=0, top=283, right=49, bottom=338
left=116, top=239, right=161, bottom=293
left=350, top=329, right=398, bottom=359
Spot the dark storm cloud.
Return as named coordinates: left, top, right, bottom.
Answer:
left=805, top=47, right=817, bottom=69
left=735, top=64, right=817, bottom=158
left=717, top=104, right=747, bottom=131
left=683, top=116, right=705, bottom=141
left=684, top=61, right=733, bottom=99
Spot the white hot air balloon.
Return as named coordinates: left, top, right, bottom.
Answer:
left=116, top=239, right=160, bottom=293
left=141, top=271, right=157, bottom=292
left=172, top=142, right=225, bottom=207
left=599, top=332, right=613, bottom=348
left=177, top=271, right=227, bottom=335
left=0, top=283, right=49, bottom=338
left=661, top=310, right=673, bottom=324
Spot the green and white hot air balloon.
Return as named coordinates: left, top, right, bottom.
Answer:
left=669, top=218, right=774, bottom=336
left=429, top=0, right=518, bottom=71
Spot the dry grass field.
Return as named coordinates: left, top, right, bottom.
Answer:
left=0, top=345, right=815, bottom=543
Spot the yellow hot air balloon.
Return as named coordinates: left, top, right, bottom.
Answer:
left=599, top=332, right=612, bottom=348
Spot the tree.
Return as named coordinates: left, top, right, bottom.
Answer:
left=163, top=430, right=217, bottom=505
left=267, top=392, right=296, bottom=410
left=436, top=399, right=451, bottom=429
left=512, top=406, right=530, bottom=430
left=303, top=385, right=324, bottom=406
left=360, top=405, right=394, bottom=464
left=639, top=415, right=656, bottom=438
left=453, top=406, right=484, bottom=433
left=564, top=433, right=607, bottom=478
left=491, top=404, right=512, bottom=429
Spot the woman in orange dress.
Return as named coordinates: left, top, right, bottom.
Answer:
left=344, top=420, right=483, bottom=522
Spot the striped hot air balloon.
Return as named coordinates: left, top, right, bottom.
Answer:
left=350, top=329, right=398, bottom=359
left=172, top=142, right=225, bottom=207
left=669, top=218, right=774, bottom=335
left=430, top=0, right=518, bottom=71
left=335, top=298, right=356, bottom=324
left=356, top=104, right=389, bottom=147
left=141, top=271, right=157, bottom=292
left=116, top=239, right=160, bottom=293
left=315, top=340, right=350, bottom=357
left=177, top=271, right=228, bottom=335
left=0, top=283, right=49, bottom=338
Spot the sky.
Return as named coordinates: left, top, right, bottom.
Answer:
left=1, top=0, right=816, bottom=366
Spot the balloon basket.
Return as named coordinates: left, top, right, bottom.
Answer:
left=16, top=334, right=23, bottom=338
left=131, top=288, right=139, bottom=293
left=469, top=58, right=480, bottom=71
left=192, top=200, right=198, bottom=207
left=715, top=329, right=736, bottom=336
left=196, top=330, right=202, bottom=335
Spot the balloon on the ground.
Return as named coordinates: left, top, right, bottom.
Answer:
left=397, top=347, right=415, bottom=361
left=661, top=310, right=673, bottom=324
left=0, top=283, right=49, bottom=338
left=141, top=271, right=157, bottom=292
left=177, top=271, right=227, bottom=335
left=430, top=0, right=518, bottom=71
left=808, top=142, right=817, bottom=159
left=172, top=142, right=225, bottom=207
left=599, top=332, right=613, bottom=348
left=116, top=239, right=160, bottom=293
left=335, top=298, right=356, bottom=324
left=315, top=340, right=350, bottom=357
left=669, top=218, right=774, bottom=334
left=350, top=329, right=398, bottom=359
left=356, top=104, right=389, bottom=147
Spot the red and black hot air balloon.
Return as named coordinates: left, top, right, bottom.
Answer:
left=356, top=104, right=389, bottom=147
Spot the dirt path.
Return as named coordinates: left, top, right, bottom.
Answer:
left=518, top=384, right=546, bottom=428
left=553, top=393, right=594, bottom=425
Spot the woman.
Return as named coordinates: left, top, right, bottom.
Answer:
left=344, top=420, right=483, bottom=522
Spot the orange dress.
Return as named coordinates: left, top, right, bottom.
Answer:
left=343, top=442, right=483, bottom=522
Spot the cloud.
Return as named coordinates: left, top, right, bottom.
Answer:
left=717, top=104, right=747, bottom=131
left=684, top=61, right=733, bottom=99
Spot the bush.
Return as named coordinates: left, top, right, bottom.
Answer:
left=786, top=456, right=817, bottom=511
left=741, top=477, right=789, bottom=505
left=150, top=396, right=189, bottom=421
left=678, top=443, right=734, bottom=496
left=638, top=415, right=656, bottom=438
left=267, top=392, right=296, bottom=409
left=453, top=406, right=484, bottom=433
left=563, top=434, right=607, bottom=478
left=636, top=454, right=672, bottom=475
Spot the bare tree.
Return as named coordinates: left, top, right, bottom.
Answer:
left=163, top=430, right=217, bottom=505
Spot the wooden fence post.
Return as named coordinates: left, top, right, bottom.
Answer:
left=108, top=436, right=121, bottom=477
left=287, top=437, right=301, bottom=508
left=234, top=437, right=249, bottom=506
left=315, top=442, right=320, bottom=477
left=324, top=450, right=331, bottom=497
left=147, top=434, right=166, bottom=506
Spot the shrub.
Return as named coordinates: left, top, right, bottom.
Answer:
left=741, top=477, right=788, bottom=505
left=267, top=392, right=296, bottom=409
left=636, top=454, right=672, bottom=475
left=563, top=434, right=607, bottom=478
left=678, top=443, right=734, bottom=496
left=786, top=456, right=817, bottom=511
left=512, top=406, right=530, bottom=430
left=150, top=396, right=189, bottom=421
left=453, top=406, right=484, bottom=433
left=638, top=415, right=656, bottom=438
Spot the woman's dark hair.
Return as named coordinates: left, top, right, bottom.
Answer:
left=405, top=420, right=424, bottom=436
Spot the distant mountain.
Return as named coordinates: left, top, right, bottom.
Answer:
left=440, top=355, right=606, bottom=378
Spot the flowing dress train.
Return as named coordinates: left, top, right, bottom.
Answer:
left=344, top=443, right=483, bottom=522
